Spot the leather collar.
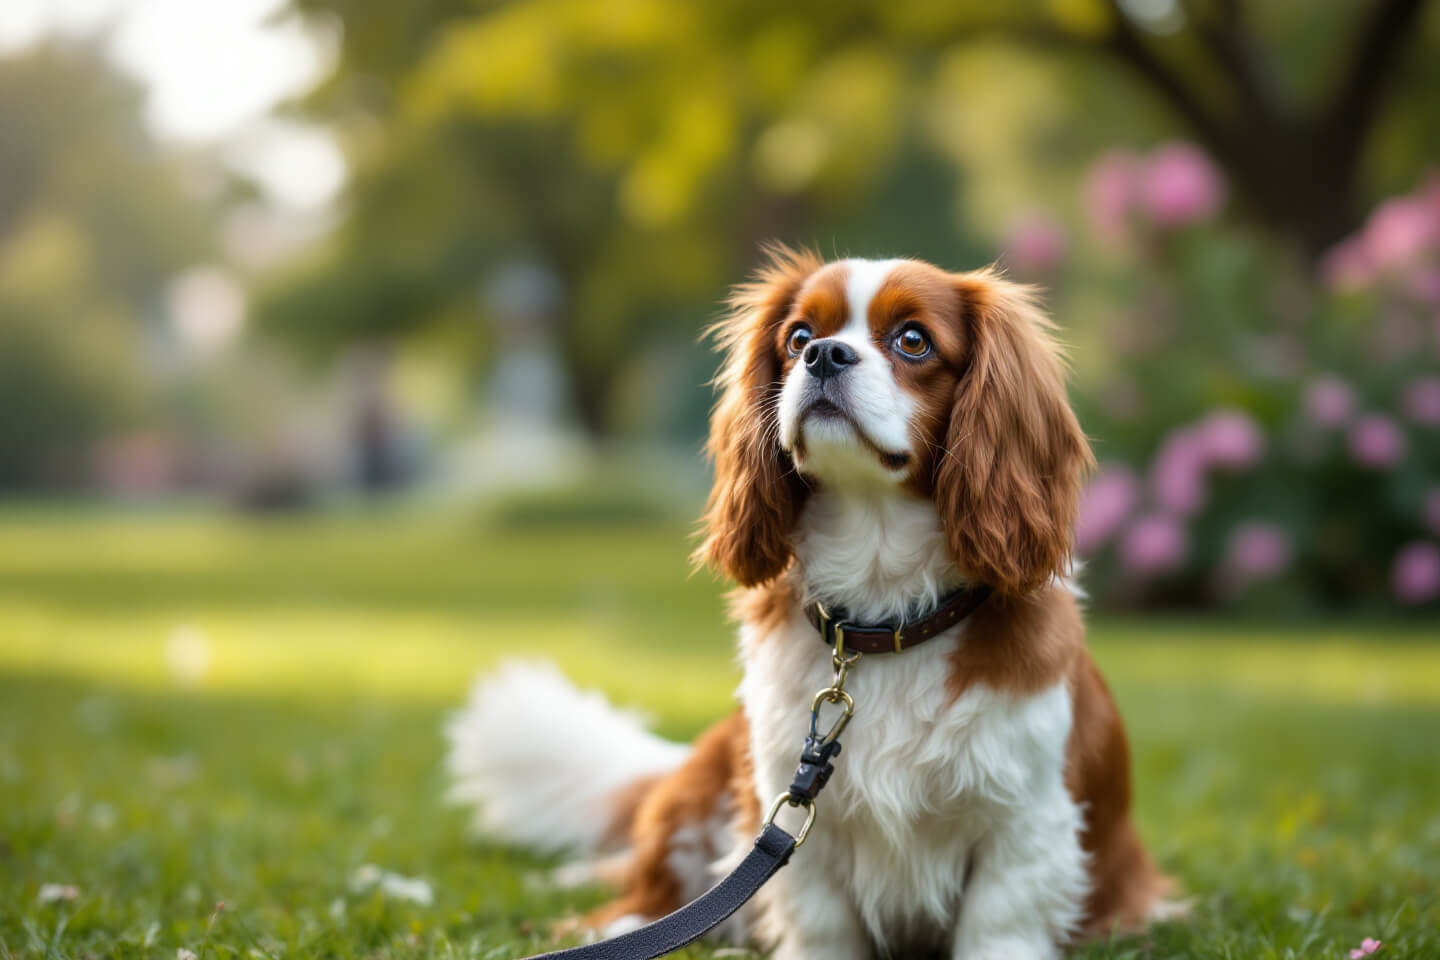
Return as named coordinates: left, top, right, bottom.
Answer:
left=804, top=584, right=992, bottom=655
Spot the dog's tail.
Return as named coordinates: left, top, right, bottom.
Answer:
left=444, top=661, right=689, bottom=856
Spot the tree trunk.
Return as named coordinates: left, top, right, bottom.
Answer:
left=988, top=0, right=1434, bottom=261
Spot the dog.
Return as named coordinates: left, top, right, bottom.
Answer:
left=446, top=248, right=1174, bottom=959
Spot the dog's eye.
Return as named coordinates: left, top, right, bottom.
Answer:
left=893, top=325, right=931, bottom=359
left=786, top=324, right=813, bottom=357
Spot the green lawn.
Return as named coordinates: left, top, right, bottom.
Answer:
left=1, top=506, right=1437, bottom=959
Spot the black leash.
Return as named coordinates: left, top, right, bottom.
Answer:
left=520, top=822, right=797, bottom=960
left=518, top=643, right=856, bottom=960
left=518, top=587, right=989, bottom=960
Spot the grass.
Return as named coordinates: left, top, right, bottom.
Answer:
left=1, top=504, right=1438, bottom=959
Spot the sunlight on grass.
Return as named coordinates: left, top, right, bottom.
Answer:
left=0, top=602, right=741, bottom=733
left=4, top=597, right=1437, bottom=712
left=1095, top=626, right=1440, bottom=707
left=3, top=507, right=1438, bottom=958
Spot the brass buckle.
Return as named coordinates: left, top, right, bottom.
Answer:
left=817, top=602, right=862, bottom=662
left=763, top=792, right=817, bottom=847
left=816, top=601, right=845, bottom=656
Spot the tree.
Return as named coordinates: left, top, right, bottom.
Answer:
left=264, top=0, right=1440, bottom=437
left=966, top=0, right=1438, bottom=257
left=0, top=42, right=214, bottom=487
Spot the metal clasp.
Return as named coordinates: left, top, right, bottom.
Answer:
left=763, top=792, right=817, bottom=846
left=808, top=687, right=855, bottom=745
left=768, top=612, right=865, bottom=854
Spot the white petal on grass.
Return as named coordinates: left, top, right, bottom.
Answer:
left=37, top=883, right=80, bottom=904
left=349, top=864, right=434, bottom=905
left=90, top=802, right=117, bottom=831
left=55, top=793, right=81, bottom=826
left=178, top=949, right=198, bottom=960
left=379, top=873, right=434, bottom=906
left=348, top=863, right=382, bottom=893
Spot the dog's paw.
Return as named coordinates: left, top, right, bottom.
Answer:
left=548, top=914, right=592, bottom=943
left=1148, top=896, right=1194, bottom=923
left=957, top=937, right=1060, bottom=960
left=600, top=913, right=647, bottom=938
left=549, top=899, right=655, bottom=944
left=550, top=911, right=636, bottom=944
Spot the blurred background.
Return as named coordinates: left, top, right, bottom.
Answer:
left=2, top=0, right=1439, bottom=611
left=2, top=2, right=1439, bottom=957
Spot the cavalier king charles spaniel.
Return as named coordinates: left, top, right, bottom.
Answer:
left=447, top=248, right=1174, bottom=959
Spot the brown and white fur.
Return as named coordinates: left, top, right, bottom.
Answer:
left=447, top=249, right=1173, bottom=959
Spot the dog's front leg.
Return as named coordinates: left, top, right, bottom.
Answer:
left=949, top=786, right=1089, bottom=960
left=764, top=861, right=870, bottom=960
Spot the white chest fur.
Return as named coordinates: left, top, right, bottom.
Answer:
left=735, top=493, right=1089, bottom=958
left=740, top=616, right=1081, bottom=950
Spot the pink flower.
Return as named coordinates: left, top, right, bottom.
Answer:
left=1075, top=465, right=1140, bottom=555
left=1424, top=488, right=1440, bottom=536
left=1402, top=376, right=1440, bottom=425
left=1151, top=428, right=1208, bottom=515
left=1084, top=150, right=1145, bottom=246
left=1224, top=522, right=1292, bottom=583
left=1393, top=543, right=1440, bottom=604
left=1198, top=409, right=1263, bottom=468
left=1321, top=237, right=1374, bottom=292
left=1304, top=376, right=1357, bottom=427
left=1003, top=211, right=1067, bottom=274
left=1350, top=937, right=1383, bottom=958
left=1348, top=415, right=1407, bottom=468
left=1365, top=195, right=1437, bottom=272
left=1146, top=411, right=1261, bottom=517
left=1120, top=514, right=1188, bottom=577
left=1141, top=142, right=1225, bottom=227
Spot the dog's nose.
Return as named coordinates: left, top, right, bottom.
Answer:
left=803, top=339, right=859, bottom=381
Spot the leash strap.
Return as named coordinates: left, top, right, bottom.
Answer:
left=518, top=639, right=860, bottom=960
left=517, top=590, right=992, bottom=958
left=519, top=823, right=796, bottom=960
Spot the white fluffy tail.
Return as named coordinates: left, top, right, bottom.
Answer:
left=444, top=661, right=689, bottom=856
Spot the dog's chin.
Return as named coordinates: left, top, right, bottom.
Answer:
left=789, top=405, right=912, bottom=485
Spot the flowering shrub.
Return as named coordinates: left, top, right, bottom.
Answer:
left=1016, top=146, right=1440, bottom=610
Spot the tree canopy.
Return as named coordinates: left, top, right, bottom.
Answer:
left=0, top=42, right=215, bottom=485
left=262, top=0, right=1440, bottom=435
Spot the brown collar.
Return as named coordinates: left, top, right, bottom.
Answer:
left=803, top=585, right=992, bottom=655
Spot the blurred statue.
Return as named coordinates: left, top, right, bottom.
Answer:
left=438, top=259, right=588, bottom=495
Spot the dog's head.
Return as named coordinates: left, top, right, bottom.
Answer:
left=696, top=246, right=1093, bottom=595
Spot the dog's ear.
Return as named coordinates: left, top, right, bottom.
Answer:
left=694, top=245, right=820, bottom=586
left=935, top=271, right=1094, bottom=596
